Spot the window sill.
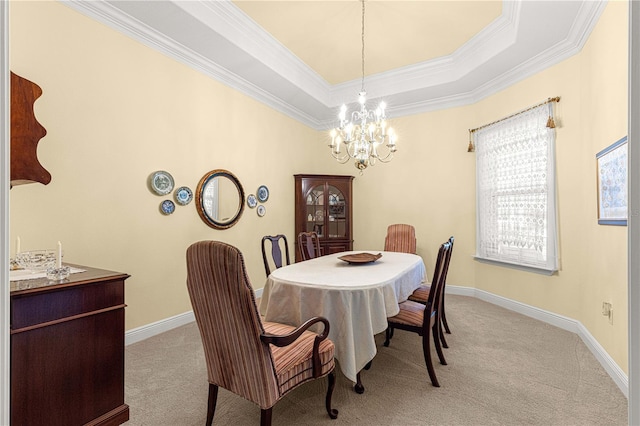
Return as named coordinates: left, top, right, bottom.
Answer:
left=473, top=256, right=557, bottom=276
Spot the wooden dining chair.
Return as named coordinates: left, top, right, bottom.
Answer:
left=298, top=231, right=321, bottom=260
left=384, top=224, right=417, bottom=254
left=261, top=234, right=290, bottom=276
left=408, top=236, right=454, bottom=347
left=186, top=241, right=338, bottom=425
left=383, top=240, right=452, bottom=387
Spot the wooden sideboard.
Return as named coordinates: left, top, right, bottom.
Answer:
left=10, top=265, right=130, bottom=426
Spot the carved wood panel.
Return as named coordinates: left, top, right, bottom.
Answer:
left=10, top=71, right=51, bottom=186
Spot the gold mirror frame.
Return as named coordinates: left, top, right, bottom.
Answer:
left=195, top=169, right=245, bottom=230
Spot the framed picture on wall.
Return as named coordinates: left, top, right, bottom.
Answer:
left=596, top=136, right=628, bottom=225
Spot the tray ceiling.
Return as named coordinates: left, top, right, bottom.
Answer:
left=63, top=0, right=606, bottom=130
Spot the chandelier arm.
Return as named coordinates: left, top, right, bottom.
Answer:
left=373, top=145, right=395, bottom=162
left=375, top=153, right=395, bottom=163
left=331, top=150, right=351, bottom=164
left=346, top=141, right=359, bottom=159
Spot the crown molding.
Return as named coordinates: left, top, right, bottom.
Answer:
left=173, top=1, right=332, bottom=105
left=61, top=0, right=605, bottom=131
left=61, top=0, right=325, bottom=128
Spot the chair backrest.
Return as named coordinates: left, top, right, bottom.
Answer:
left=421, top=240, right=452, bottom=328
left=439, top=236, right=454, bottom=290
left=298, top=231, right=321, bottom=260
left=384, top=224, right=417, bottom=254
left=446, top=236, right=454, bottom=276
left=261, top=234, right=290, bottom=276
left=442, top=238, right=453, bottom=288
left=186, top=241, right=280, bottom=409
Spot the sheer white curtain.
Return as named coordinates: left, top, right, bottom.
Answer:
left=475, top=103, right=558, bottom=273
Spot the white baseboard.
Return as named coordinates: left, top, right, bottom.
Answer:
left=125, top=287, right=264, bottom=346
left=124, top=285, right=628, bottom=398
left=447, top=285, right=629, bottom=398
left=125, top=311, right=195, bottom=346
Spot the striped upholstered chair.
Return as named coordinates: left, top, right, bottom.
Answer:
left=384, top=224, right=417, bottom=254
left=186, top=241, right=338, bottom=426
left=408, top=236, right=455, bottom=347
left=383, top=240, right=452, bottom=387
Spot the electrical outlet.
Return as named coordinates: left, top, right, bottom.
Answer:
left=602, top=302, right=613, bottom=324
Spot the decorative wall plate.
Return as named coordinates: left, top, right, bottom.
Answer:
left=247, top=194, right=257, bottom=208
left=257, top=185, right=269, bottom=202
left=257, top=205, right=266, bottom=217
left=150, top=170, right=174, bottom=195
left=174, top=186, right=193, bottom=205
left=160, top=199, right=175, bottom=215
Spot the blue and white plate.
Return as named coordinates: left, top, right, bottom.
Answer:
left=150, top=170, right=174, bottom=195
left=174, top=186, right=193, bottom=205
left=257, top=185, right=269, bottom=202
left=161, top=200, right=175, bottom=215
left=257, top=205, right=266, bottom=217
left=247, top=194, right=258, bottom=208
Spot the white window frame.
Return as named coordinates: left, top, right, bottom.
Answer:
left=474, top=103, right=559, bottom=274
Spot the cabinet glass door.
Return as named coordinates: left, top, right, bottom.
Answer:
left=305, top=185, right=325, bottom=236
left=327, top=185, right=347, bottom=238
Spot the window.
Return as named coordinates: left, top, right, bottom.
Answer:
left=475, top=103, right=558, bottom=273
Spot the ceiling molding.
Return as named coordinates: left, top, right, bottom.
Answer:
left=61, top=0, right=606, bottom=131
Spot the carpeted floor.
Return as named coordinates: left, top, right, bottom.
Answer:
left=124, top=295, right=628, bottom=425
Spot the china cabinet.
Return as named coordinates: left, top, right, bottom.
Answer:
left=294, top=174, right=354, bottom=262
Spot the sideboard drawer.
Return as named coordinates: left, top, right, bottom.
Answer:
left=11, top=278, right=125, bottom=330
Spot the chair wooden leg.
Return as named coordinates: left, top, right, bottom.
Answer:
left=206, top=384, right=218, bottom=426
left=442, top=305, right=451, bottom=334
left=260, top=408, right=273, bottom=426
left=432, top=323, right=447, bottom=366
left=326, top=370, right=339, bottom=419
left=354, top=372, right=365, bottom=394
left=384, top=326, right=394, bottom=347
left=439, top=317, right=449, bottom=349
left=422, top=333, right=440, bottom=387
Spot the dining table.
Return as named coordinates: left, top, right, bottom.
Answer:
left=259, top=250, right=427, bottom=393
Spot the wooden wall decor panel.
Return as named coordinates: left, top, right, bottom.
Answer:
left=10, top=71, right=51, bottom=186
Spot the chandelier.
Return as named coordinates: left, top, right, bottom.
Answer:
left=329, top=0, right=397, bottom=172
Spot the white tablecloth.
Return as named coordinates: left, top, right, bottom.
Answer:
left=259, top=251, right=426, bottom=383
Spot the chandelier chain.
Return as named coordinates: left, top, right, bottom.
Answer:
left=361, top=0, right=365, bottom=92
left=328, top=0, right=398, bottom=172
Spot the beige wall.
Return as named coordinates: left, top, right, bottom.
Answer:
left=9, top=0, right=327, bottom=329
left=354, top=1, right=629, bottom=372
left=10, top=1, right=629, bottom=372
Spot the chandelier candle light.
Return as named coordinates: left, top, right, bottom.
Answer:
left=329, top=0, right=397, bottom=172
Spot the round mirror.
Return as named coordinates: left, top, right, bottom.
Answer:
left=196, top=169, right=245, bottom=229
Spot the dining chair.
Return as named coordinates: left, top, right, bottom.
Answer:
left=261, top=234, right=291, bottom=276
left=298, top=231, right=321, bottom=260
left=408, top=236, right=454, bottom=347
left=383, top=240, right=452, bottom=387
left=186, top=240, right=338, bottom=426
left=384, top=224, right=417, bottom=254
